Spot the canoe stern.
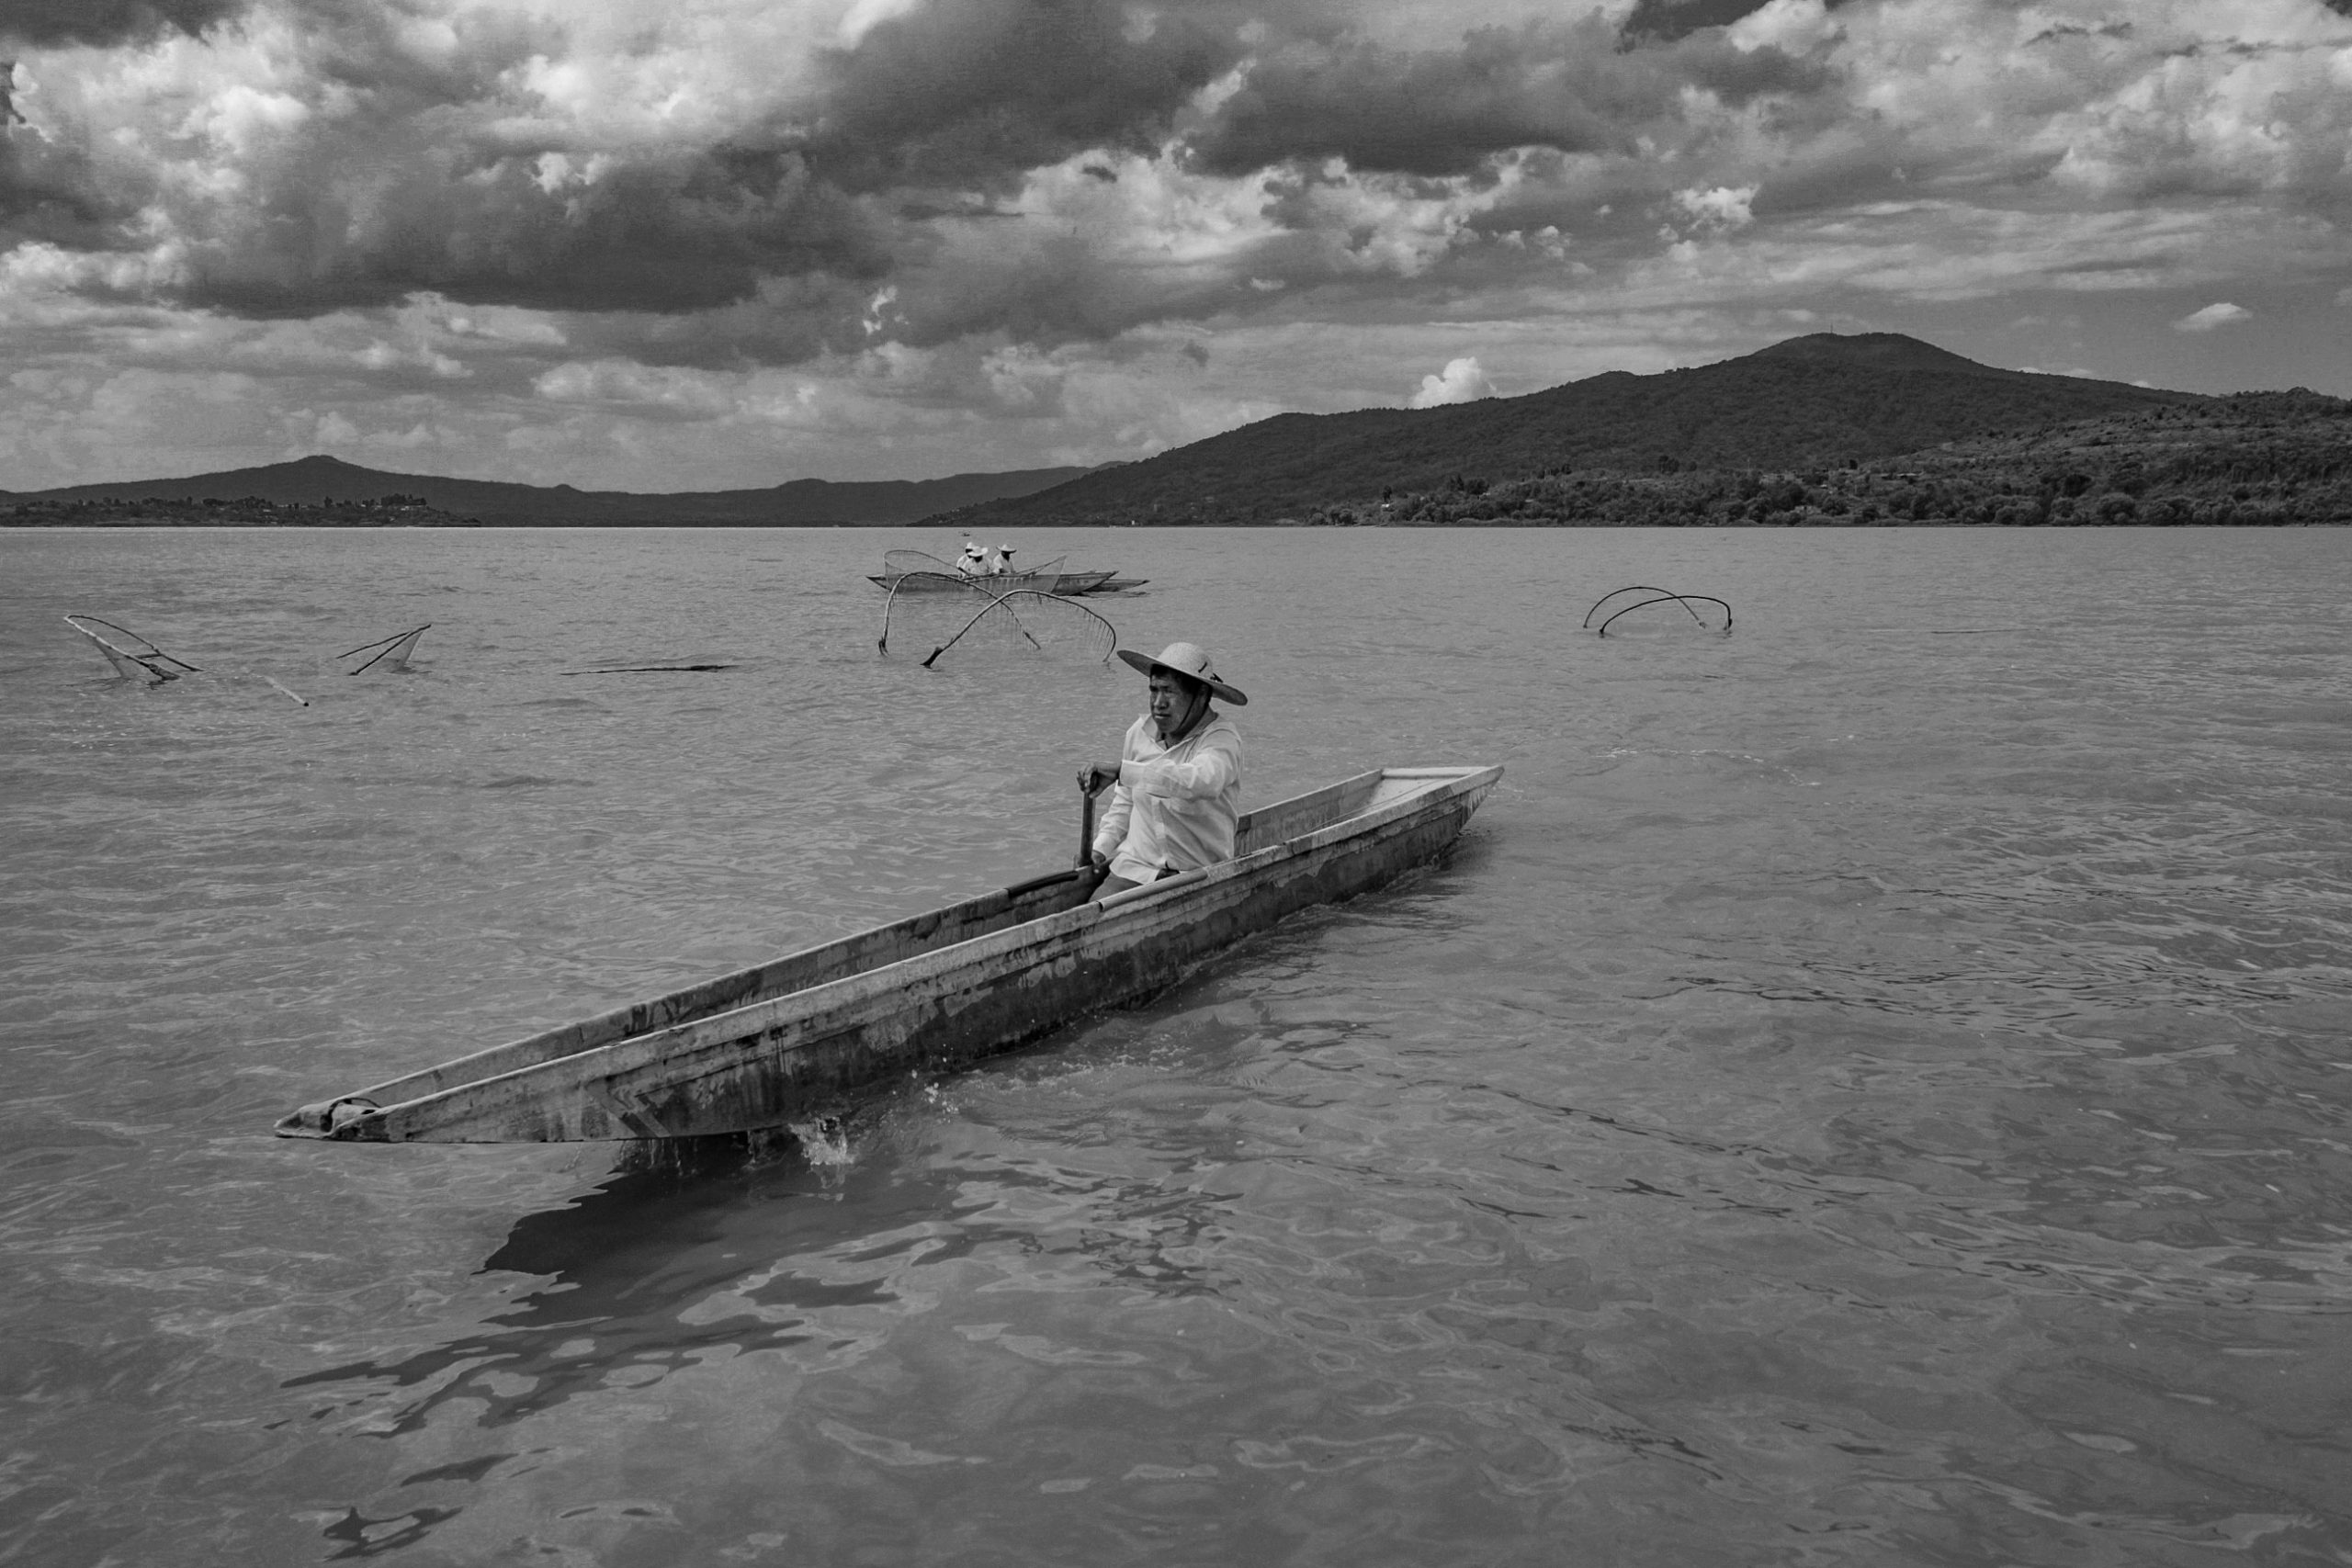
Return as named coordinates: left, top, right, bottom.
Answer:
left=280, top=764, right=1500, bottom=1143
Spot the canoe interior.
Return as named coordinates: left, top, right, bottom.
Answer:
left=277, top=764, right=1495, bottom=1140
left=865, top=570, right=1141, bottom=597
left=279, top=866, right=1103, bottom=1135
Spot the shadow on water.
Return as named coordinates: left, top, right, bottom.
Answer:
left=280, top=1126, right=963, bottom=1438
left=279, top=1064, right=1254, bottom=1444
left=270, top=840, right=1511, bottom=1556
left=275, top=1122, right=1056, bottom=1559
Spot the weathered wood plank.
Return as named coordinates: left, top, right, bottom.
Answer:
left=277, top=764, right=1499, bottom=1144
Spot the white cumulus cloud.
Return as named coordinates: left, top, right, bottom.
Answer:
left=2174, top=301, right=2253, bottom=333
left=1671, top=186, right=1758, bottom=234
left=1410, top=356, right=1495, bottom=407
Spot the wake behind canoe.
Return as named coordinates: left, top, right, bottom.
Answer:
left=277, top=764, right=1500, bottom=1144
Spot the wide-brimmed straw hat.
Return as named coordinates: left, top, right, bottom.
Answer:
left=1116, top=641, right=1247, bottom=706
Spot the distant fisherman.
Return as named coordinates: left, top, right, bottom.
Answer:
left=1080, top=642, right=1246, bottom=898
left=992, top=545, right=1019, bottom=577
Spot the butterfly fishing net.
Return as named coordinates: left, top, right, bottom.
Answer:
left=876, top=573, right=992, bottom=654
left=884, top=548, right=960, bottom=578
left=337, top=625, right=430, bottom=673
left=882, top=548, right=1067, bottom=585
left=63, top=615, right=202, bottom=682
left=1581, top=587, right=1732, bottom=637
left=920, top=590, right=1117, bottom=667
left=878, top=584, right=1117, bottom=666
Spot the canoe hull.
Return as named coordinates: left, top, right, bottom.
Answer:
left=865, top=571, right=1141, bottom=596
left=278, top=766, right=1498, bottom=1143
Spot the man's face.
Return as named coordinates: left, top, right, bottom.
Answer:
left=1148, top=671, right=1201, bottom=735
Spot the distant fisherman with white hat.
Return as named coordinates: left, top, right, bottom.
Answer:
left=1079, top=642, right=1247, bottom=898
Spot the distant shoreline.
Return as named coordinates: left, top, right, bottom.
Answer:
left=8, top=515, right=2344, bottom=530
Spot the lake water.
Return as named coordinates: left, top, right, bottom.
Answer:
left=4, top=525, right=2350, bottom=1566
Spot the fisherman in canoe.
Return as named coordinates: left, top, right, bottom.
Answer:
left=956, top=541, right=988, bottom=577
left=1080, top=642, right=1247, bottom=897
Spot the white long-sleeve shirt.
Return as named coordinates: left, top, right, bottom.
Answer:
left=1091, top=709, right=1243, bottom=882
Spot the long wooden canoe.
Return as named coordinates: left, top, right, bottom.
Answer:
left=865, top=569, right=1139, bottom=596
left=275, top=764, right=1501, bottom=1144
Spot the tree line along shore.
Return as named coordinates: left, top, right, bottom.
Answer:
left=7, top=383, right=2346, bottom=531
left=1340, top=392, right=2352, bottom=529
left=1, top=493, right=483, bottom=528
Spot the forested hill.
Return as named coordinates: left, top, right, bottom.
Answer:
left=0, top=455, right=1091, bottom=526
left=937, top=333, right=2204, bottom=526
left=1363, top=390, right=2352, bottom=528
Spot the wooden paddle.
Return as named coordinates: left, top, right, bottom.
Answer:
left=1077, top=769, right=1113, bottom=870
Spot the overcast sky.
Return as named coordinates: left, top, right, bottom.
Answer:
left=3, top=0, right=2347, bottom=491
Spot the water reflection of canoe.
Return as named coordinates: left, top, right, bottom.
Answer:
left=276, top=764, right=1501, bottom=1145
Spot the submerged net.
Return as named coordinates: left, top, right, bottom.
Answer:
left=878, top=583, right=1116, bottom=666
left=337, top=624, right=430, bottom=673
left=63, top=615, right=201, bottom=682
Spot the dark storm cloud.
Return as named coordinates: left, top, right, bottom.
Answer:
left=802, top=0, right=1246, bottom=193
left=2, top=0, right=895, bottom=317
left=0, top=141, right=121, bottom=236
left=176, top=141, right=892, bottom=317
left=5, top=0, right=1248, bottom=321
left=1, top=71, right=142, bottom=237
left=1184, top=17, right=1830, bottom=179
left=1619, top=0, right=1860, bottom=44
left=0, top=0, right=250, bottom=48
left=2, top=0, right=1839, bottom=334
left=541, top=274, right=871, bottom=371
left=1619, top=0, right=1779, bottom=43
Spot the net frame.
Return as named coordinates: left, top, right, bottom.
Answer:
left=916, top=589, right=1117, bottom=669
left=64, top=615, right=202, bottom=682
left=880, top=548, right=1068, bottom=585
left=337, top=624, right=431, bottom=673
left=1581, top=586, right=1733, bottom=637
left=883, top=548, right=961, bottom=576
left=877, top=572, right=997, bottom=653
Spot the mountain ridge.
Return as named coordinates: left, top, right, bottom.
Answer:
left=937, top=333, right=2207, bottom=526
left=0, top=455, right=1093, bottom=525
left=8, top=333, right=2304, bottom=530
